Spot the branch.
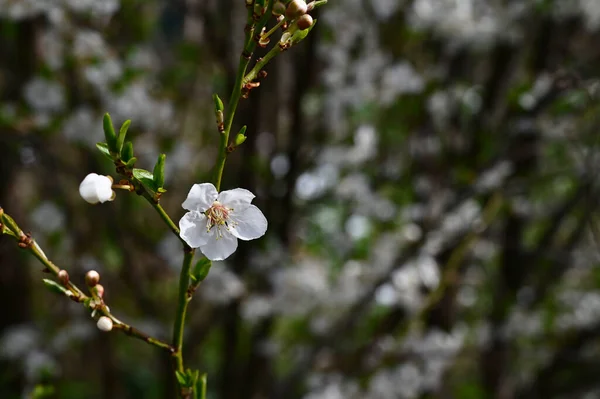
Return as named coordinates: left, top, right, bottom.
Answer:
left=0, top=208, right=174, bottom=354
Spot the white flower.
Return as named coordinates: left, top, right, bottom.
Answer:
left=179, top=183, right=268, bottom=261
left=96, top=316, right=113, bottom=332
left=79, top=173, right=115, bottom=204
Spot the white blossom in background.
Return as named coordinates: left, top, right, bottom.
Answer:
left=201, top=266, right=246, bottom=305
left=79, top=173, right=115, bottom=204
left=73, top=30, right=110, bottom=60
left=579, top=0, right=600, bottom=30
left=105, top=81, right=175, bottom=131
left=379, top=62, right=425, bottom=105
left=410, top=0, right=503, bottom=48
left=24, top=350, right=59, bottom=382
left=40, top=29, right=65, bottom=70
left=62, top=107, right=105, bottom=147
left=30, top=201, right=65, bottom=234
left=272, top=259, right=329, bottom=316
left=23, top=77, right=66, bottom=113
left=241, top=295, right=273, bottom=324
left=157, top=233, right=185, bottom=270
left=0, top=325, right=39, bottom=360
left=0, top=0, right=51, bottom=20
left=179, top=183, right=268, bottom=261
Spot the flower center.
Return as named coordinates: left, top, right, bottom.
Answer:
left=205, top=201, right=233, bottom=238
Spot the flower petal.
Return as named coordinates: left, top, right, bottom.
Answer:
left=179, top=211, right=210, bottom=248
left=79, top=173, right=101, bottom=204
left=79, top=173, right=114, bottom=204
left=199, top=231, right=238, bottom=261
left=95, top=176, right=114, bottom=203
left=217, top=188, right=255, bottom=212
left=182, top=183, right=218, bottom=211
left=229, top=205, right=268, bottom=241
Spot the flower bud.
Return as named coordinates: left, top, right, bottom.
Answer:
left=272, top=1, right=286, bottom=16
left=297, top=14, right=313, bottom=30
left=97, top=316, right=113, bottom=332
left=85, top=270, right=100, bottom=287
left=79, top=173, right=115, bottom=204
left=57, top=270, right=69, bottom=286
left=285, top=0, right=307, bottom=19
left=94, top=284, right=105, bottom=298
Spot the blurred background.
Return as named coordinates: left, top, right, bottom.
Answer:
left=2, top=0, right=600, bottom=398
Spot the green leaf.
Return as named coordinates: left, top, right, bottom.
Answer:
left=191, top=258, right=212, bottom=282
left=103, top=113, right=118, bottom=153
left=96, top=142, right=114, bottom=161
left=153, top=154, right=166, bottom=188
left=121, top=141, right=134, bottom=162
left=43, top=279, right=72, bottom=297
left=132, top=168, right=153, bottom=180
left=133, top=168, right=158, bottom=193
left=125, top=157, right=137, bottom=168
left=175, top=371, right=187, bottom=386
left=116, top=119, right=131, bottom=155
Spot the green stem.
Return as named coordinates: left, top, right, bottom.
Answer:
left=113, top=321, right=175, bottom=353
left=243, top=45, right=282, bottom=85
left=212, top=2, right=274, bottom=190
left=29, top=240, right=87, bottom=299
left=172, top=248, right=195, bottom=373
left=262, top=18, right=285, bottom=41
left=212, top=54, right=254, bottom=191
left=149, top=197, right=181, bottom=236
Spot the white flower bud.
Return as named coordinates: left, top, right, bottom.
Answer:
left=96, top=316, right=113, bottom=332
left=79, top=173, right=115, bottom=204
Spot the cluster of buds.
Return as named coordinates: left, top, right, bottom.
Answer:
left=84, top=270, right=113, bottom=332
left=277, top=0, right=317, bottom=50
left=285, top=1, right=314, bottom=29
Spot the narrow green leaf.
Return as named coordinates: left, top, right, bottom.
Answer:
left=116, top=119, right=131, bottom=155
left=125, top=157, right=137, bottom=168
left=121, top=141, right=134, bottom=162
left=102, top=113, right=118, bottom=153
left=96, top=142, right=114, bottom=161
left=43, top=279, right=72, bottom=297
left=175, top=371, right=187, bottom=386
left=132, top=168, right=154, bottom=180
left=191, top=258, right=212, bottom=282
left=153, top=154, right=166, bottom=188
